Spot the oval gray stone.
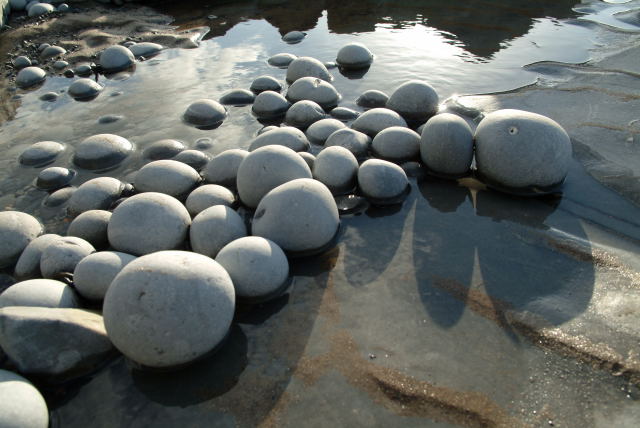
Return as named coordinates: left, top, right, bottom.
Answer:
left=0, top=369, right=49, bottom=428
left=73, top=251, right=136, bottom=301
left=282, top=31, right=306, bottom=44
left=190, top=206, right=247, bottom=258
left=305, top=118, right=346, bottom=144
left=172, top=149, right=211, bottom=171
left=216, top=237, right=289, bottom=302
left=35, top=167, right=76, bottom=190
left=19, top=141, right=65, bottom=167
left=185, top=185, right=235, bottom=216
left=99, top=45, right=135, bottom=72
left=325, top=128, right=371, bottom=159
left=0, top=279, right=80, bottom=309
left=14, top=234, right=61, bottom=280
left=351, top=107, right=408, bottom=137
left=183, top=99, right=227, bottom=128
left=285, top=100, right=326, bottom=129
left=286, top=57, right=332, bottom=83
left=28, top=3, right=54, bottom=17
left=336, top=42, right=374, bottom=69
left=386, top=80, right=439, bottom=122
left=67, top=210, right=112, bottom=249
left=202, top=149, right=248, bottom=188
left=73, top=134, right=133, bottom=171
left=252, top=178, right=339, bottom=255
left=16, top=66, right=46, bottom=88
left=250, top=75, right=282, bottom=93
left=68, top=177, right=125, bottom=216
left=236, top=145, right=312, bottom=208
left=40, top=92, right=59, bottom=102
left=44, top=187, right=76, bottom=207
left=40, top=45, right=66, bottom=60
left=103, top=251, right=235, bottom=368
left=330, top=107, right=360, bottom=121
left=357, top=159, right=409, bottom=203
left=313, top=146, right=358, bottom=195
left=142, top=139, right=185, bottom=160
left=371, top=126, right=421, bottom=162
left=219, top=89, right=255, bottom=106
left=252, top=91, right=290, bottom=119
left=40, top=236, right=95, bottom=279
left=420, top=113, right=474, bottom=178
left=267, top=53, right=297, bottom=68
left=108, top=192, right=191, bottom=256
left=0, top=212, right=43, bottom=270
left=68, top=78, right=103, bottom=100
left=356, top=89, right=388, bottom=108
left=298, top=152, right=315, bottom=170
left=129, top=42, right=163, bottom=58
left=287, top=77, right=340, bottom=109
left=12, top=55, right=31, bottom=69
left=249, top=127, right=310, bottom=152
left=134, top=160, right=200, bottom=198
left=53, top=60, right=69, bottom=70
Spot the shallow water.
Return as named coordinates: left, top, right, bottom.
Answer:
left=2, top=0, right=640, bottom=426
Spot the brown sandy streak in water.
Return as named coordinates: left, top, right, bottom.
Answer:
left=432, top=277, right=640, bottom=385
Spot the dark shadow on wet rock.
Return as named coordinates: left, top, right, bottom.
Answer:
left=234, top=293, right=291, bottom=325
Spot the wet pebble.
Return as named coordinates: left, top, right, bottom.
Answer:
left=252, top=178, right=339, bottom=256
left=68, top=177, right=126, bottom=215
left=371, top=126, right=421, bottom=162
left=40, top=236, right=95, bottom=279
left=183, top=99, right=227, bottom=128
left=73, top=251, right=136, bottom=301
left=99, top=45, right=135, bottom=73
left=40, top=46, right=66, bottom=60
left=313, top=146, right=358, bottom=194
left=172, top=149, right=211, bottom=171
left=0, top=211, right=44, bottom=269
left=53, top=60, right=69, bottom=70
left=305, top=118, right=346, bottom=144
left=194, top=137, right=214, bottom=150
left=351, top=107, right=408, bottom=137
left=37, top=43, right=50, bottom=52
left=357, top=159, right=409, bottom=204
left=336, top=42, right=374, bottom=69
left=128, top=42, right=163, bottom=58
left=282, top=31, right=306, bottom=44
left=249, top=126, right=310, bottom=152
left=12, top=55, right=31, bottom=69
left=14, top=234, right=61, bottom=280
left=202, top=149, right=248, bottom=188
left=0, top=279, right=79, bottom=309
left=28, top=3, right=55, bottom=17
left=98, top=114, right=124, bottom=124
left=287, top=76, right=341, bottom=109
left=44, top=187, right=76, bottom=207
left=219, top=88, right=255, bottom=106
left=325, top=128, right=371, bottom=159
left=39, top=91, right=59, bottom=102
left=134, top=160, right=201, bottom=199
left=252, top=90, right=290, bottom=119
left=0, top=370, right=49, bottom=428
left=330, top=106, right=360, bottom=121
left=356, top=89, right=388, bottom=108
left=250, top=75, right=282, bottom=93
left=16, top=66, right=46, bottom=88
left=216, top=237, right=289, bottom=302
left=387, top=80, right=439, bottom=122
left=68, top=78, right=103, bottom=100
left=185, top=184, right=235, bottom=216
left=267, top=52, right=297, bottom=68
left=142, top=139, right=185, bottom=160
left=285, top=100, right=326, bottom=129
left=72, top=134, right=133, bottom=171
left=420, top=113, right=474, bottom=178
left=67, top=210, right=112, bottom=249
left=36, top=166, right=76, bottom=190
left=74, top=63, right=93, bottom=77
left=108, top=192, right=191, bottom=256
left=57, top=3, right=69, bottom=12
left=190, top=205, right=247, bottom=258
left=286, top=56, right=332, bottom=83
left=236, top=145, right=312, bottom=208
left=103, top=251, right=235, bottom=368
left=19, top=140, right=65, bottom=166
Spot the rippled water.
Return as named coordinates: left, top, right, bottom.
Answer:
left=2, top=0, right=640, bottom=426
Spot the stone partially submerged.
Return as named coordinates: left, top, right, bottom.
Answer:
left=249, top=127, right=310, bottom=152
left=351, top=108, right=408, bottom=137
left=286, top=57, right=332, bottom=83
left=72, top=134, right=134, bottom=171
left=183, top=99, right=227, bottom=129
left=336, top=43, right=374, bottom=69
left=19, top=141, right=65, bottom=167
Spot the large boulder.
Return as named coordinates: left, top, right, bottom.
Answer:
left=0, top=212, right=43, bottom=270
left=420, top=113, right=474, bottom=178
left=0, top=369, right=49, bottom=428
left=103, top=251, right=235, bottom=368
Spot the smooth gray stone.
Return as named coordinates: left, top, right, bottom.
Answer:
left=14, top=234, right=61, bottom=280
left=236, top=145, right=312, bottom=208
left=172, top=149, right=211, bottom=171
left=324, top=128, right=371, bottom=159
left=330, top=106, right=360, bottom=121
left=99, top=45, right=134, bottom=72
left=183, top=99, right=227, bottom=128
left=267, top=52, right=297, bottom=68
left=134, top=160, right=200, bottom=199
left=356, top=89, right=388, bottom=108
left=202, top=149, right=248, bottom=188
left=386, top=80, right=439, bottom=122
left=72, top=134, right=133, bottom=171
left=474, top=109, right=572, bottom=190
left=19, top=141, right=64, bottom=167
left=128, top=42, right=162, bottom=58
left=252, top=178, right=339, bottom=255
left=12, top=55, right=31, bottom=69
left=285, top=100, right=326, bottom=129
left=216, top=237, right=288, bottom=302
left=219, top=89, right=255, bottom=106
left=35, top=166, right=76, bottom=190
left=97, top=114, right=123, bottom=124
left=298, top=152, right=315, bottom=170
left=420, top=113, right=474, bottom=178
left=37, top=43, right=49, bottom=52
left=282, top=31, right=306, bottom=44
left=357, top=159, right=409, bottom=202
left=103, top=251, right=235, bottom=368
left=142, top=139, right=185, bottom=160
left=336, top=42, right=374, bottom=69
left=40, top=45, right=66, bottom=60
left=67, top=210, right=111, bottom=249
left=44, top=187, right=75, bottom=207
left=39, top=92, right=59, bottom=102
left=40, top=236, right=95, bottom=279
left=371, top=126, right=421, bottom=162
left=74, top=63, right=93, bottom=77
left=251, top=91, right=290, bottom=119
left=27, top=3, right=54, bottom=17
left=305, top=118, right=346, bottom=144
left=73, top=251, right=136, bottom=301
left=56, top=2, right=68, bottom=12
left=0, top=307, right=115, bottom=381
left=250, top=75, right=282, bottom=93
left=248, top=127, right=310, bottom=152
left=351, top=107, right=408, bottom=137
left=194, top=137, right=214, bottom=150
left=313, top=146, right=358, bottom=194
left=258, top=126, right=278, bottom=135
left=285, top=56, right=332, bottom=83
left=68, top=177, right=125, bottom=216
left=9, top=0, right=28, bottom=11
left=15, top=66, right=45, bottom=89
left=190, top=206, right=247, bottom=258
left=108, top=192, right=191, bottom=256
left=0, top=212, right=43, bottom=270
left=0, top=279, right=79, bottom=309
left=68, top=78, right=102, bottom=100
left=185, top=185, right=235, bottom=216
left=286, top=77, right=340, bottom=109
left=0, top=369, right=49, bottom=428
left=53, top=60, right=68, bottom=70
